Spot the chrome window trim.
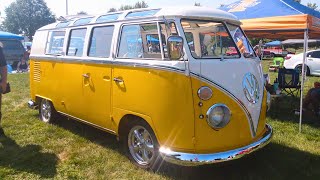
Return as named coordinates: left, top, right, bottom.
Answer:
left=30, top=56, right=186, bottom=74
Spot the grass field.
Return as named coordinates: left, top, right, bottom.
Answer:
left=0, top=60, right=319, bottom=179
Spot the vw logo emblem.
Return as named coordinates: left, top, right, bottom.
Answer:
left=242, top=73, right=260, bottom=104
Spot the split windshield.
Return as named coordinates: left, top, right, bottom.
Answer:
left=181, top=19, right=240, bottom=59
left=181, top=19, right=255, bottom=59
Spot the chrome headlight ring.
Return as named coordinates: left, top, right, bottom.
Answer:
left=206, top=104, right=231, bottom=129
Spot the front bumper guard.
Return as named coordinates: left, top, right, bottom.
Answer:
left=28, top=100, right=38, bottom=109
left=159, top=124, right=273, bottom=166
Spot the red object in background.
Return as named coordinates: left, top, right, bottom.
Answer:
left=226, top=47, right=238, bottom=56
left=314, top=82, right=320, bottom=88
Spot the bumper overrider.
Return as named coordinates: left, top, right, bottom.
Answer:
left=159, top=124, right=273, bottom=166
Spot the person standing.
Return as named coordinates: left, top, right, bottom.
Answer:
left=0, top=45, right=8, bottom=134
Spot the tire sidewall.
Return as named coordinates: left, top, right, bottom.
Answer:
left=39, top=99, right=56, bottom=123
left=123, top=120, right=161, bottom=171
left=295, top=65, right=310, bottom=76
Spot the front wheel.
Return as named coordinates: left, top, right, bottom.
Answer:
left=124, top=120, right=161, bottom=171
left=39, top=99, right=57, bottom=123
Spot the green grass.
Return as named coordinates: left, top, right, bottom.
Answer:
left=0, top=64, right=319, bottom=179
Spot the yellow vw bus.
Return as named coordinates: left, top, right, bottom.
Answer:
left=28, top=7, right=272, bottom=170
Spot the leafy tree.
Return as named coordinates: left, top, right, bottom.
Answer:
left=293, top=0, right=301, bottom=3
left=307, top=3, right=318, bottom=10
left=118, top=1, right=148, bottom=11
left=108, top=8, right=117, bottom=13
left=220, top=4, right=225, bottom=8
left=2, top=0, right=55, bottom=41
left=134, top=1, right=148, bottom=8
left=194, top=2, right=201, bottom=6
left=119, top=5, right=134, bottom=11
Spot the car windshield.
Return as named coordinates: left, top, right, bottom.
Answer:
left=181, top=19, right=240, bottom=59
left=226, top=23, right=256, bottom=58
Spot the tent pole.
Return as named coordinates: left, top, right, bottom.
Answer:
left=299, top=29, right=308, bottom=133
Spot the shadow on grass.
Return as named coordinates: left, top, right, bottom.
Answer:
left=53, top=117, right=119, bottom=151
left=51, top=118, right=320, bottom=179
left=156, top=143, right=320, bottom=180
left=0, top=130, right=58, bottom=178
left=268, top=95, right=320, bottom=128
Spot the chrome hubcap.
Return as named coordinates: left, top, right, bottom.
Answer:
left=41, top=100, right=51, bottom=122
left=128, top=126, right=154, bottom=165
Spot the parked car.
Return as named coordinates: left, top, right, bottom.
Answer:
left=283, top=49, right=320, bottom=76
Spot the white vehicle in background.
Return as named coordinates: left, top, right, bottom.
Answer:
left=284, top=49, right=320, bottom=76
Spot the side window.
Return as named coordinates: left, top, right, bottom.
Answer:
left=118, top=23, right=163, bottom=59
left=46, top=31, right=65, bottom=54
left=310, top=51, right=320, bottom=58
left=67, top=28, right=86, bottom=57
left=88, top=26, right=114, bottom=57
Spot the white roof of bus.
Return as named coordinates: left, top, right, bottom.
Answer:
left=38, top=6, right=239, bottom=30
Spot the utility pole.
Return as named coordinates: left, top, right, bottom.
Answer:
left=66, top=0, right=69, bottom=16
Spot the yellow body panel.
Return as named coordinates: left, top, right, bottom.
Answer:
left=112, top=65, right=195, bottom=152
left=30, top=59, right=268, bottom=154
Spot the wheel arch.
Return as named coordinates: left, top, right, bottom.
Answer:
left=114, top=110, right=158, bottom=143
left=295, top=63, right=311, bottom=75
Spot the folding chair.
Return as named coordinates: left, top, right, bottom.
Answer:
left=278, top=68, right=301, bottom=97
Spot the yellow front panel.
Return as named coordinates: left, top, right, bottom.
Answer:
left=112, top=65, right=195, bottom=152
left=191, top=77, right=260, bottom=153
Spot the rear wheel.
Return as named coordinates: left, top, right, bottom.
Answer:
left=39, top=99, right=58, bottom=123
left=123, top=120, right=161, bottom=171
left=295, top=65, right=310, bottom=76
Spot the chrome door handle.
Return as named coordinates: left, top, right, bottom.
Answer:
left=113, top=77, right=123, bottom=83
left=309, top=58, right=313, bottom=61
left=82, top=74, right=90, bottom=78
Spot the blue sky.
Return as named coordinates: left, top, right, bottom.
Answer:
left=0, top=0, right=319, bottom=18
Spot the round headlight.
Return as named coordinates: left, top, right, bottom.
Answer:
left=206, top=104, right=231, bottom=129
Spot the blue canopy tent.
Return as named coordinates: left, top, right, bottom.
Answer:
left=0, top=31, right=24, bottom=40
left=265, top=41, right=281, bottom=46
left=220, top=0, right=320, bottom=132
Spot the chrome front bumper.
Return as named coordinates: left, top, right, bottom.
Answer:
left=159, top=124, right=273, bottom=166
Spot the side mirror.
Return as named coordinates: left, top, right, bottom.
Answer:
left=167, top=36, right=184, bottom=60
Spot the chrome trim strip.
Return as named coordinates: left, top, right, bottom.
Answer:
left=190, top=72, right=256, bottom=137
left=30, top=56, right=186, bottom=74
left=57, top=111, right=117, bottom=135
left=160, top=124, right=272, bottom=166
